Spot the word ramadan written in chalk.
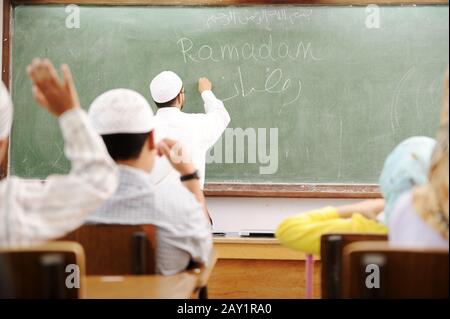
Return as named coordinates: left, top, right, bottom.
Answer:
left=177, top=34, right=322, bottom=64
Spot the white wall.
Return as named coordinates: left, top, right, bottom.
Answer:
left=207, top=196, right=357, bottom=232
left=1, top=3, right=354, bottom=233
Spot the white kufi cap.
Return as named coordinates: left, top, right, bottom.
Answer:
left=88, top=89, right=156, bottom=135
left=150, top=71, right=183, bottom=103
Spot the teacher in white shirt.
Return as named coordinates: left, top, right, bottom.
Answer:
left=149, top=71, right=230, bottom=190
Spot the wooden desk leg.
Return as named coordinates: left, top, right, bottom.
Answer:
left=305, top=254, right=314, bottom=299
left=199, top=286, right=208, bottom=299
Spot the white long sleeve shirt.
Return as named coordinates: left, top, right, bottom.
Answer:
left=0, top=108, right=118, bottom=248
left=150, top=90, right=230, bottom=188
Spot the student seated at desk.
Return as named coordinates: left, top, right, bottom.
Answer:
left=389, top=70, right=449, bottom=249
left=0, top=59, right=118, bottom=247
left=85, top=89, right=212, bottom=275
left=276, top=136, right=437, bottom=255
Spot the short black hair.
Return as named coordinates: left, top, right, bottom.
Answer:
left=154, top=96, right=178, bottom=109
left=101, top=133, right=150, bottom=161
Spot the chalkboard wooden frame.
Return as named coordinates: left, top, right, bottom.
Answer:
left=9, top=0, right=450, bottom=5
left=2, top=0, right=447, bottom=196
left=204, top=183, right=381, bottom=198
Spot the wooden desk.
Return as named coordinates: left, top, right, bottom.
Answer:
left=85, top=274, right=197, bottom=299
left=214, top=236, right=316, bottom=260
left=209, top=235, right=321, bottom=299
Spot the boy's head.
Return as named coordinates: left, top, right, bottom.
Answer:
left=0, top=82, right=13, bottom=167
left=149, top=71, right=185, bottom=109
left=88, top=89, right=157, bottom=172
left=379, top=136, right=437, bottom=218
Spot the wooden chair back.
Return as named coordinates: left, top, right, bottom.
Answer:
left=342, top=241, right=449, bottom=298
left=320, top=233, right=388, bottom=298
left=60, top=224, right=156, bottom=275
left=0, top=241, right=85, bottom=298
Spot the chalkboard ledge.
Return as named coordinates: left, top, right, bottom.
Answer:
left=204, top=183, right=381, bottom=198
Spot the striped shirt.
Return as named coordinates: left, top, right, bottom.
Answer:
left=86, top=165, right=212, bottom=276
left=0, top=108, right=118, bottom=247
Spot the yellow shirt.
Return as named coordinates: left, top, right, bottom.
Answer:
left=275, top=207, right=388, bottom=255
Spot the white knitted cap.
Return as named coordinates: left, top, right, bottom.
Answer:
left=88, top=88, right=156, bottom=135
left=149, top=71, right=183, bottom=103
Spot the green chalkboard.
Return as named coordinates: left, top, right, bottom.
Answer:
left=10, top=5, right=449, bottom=184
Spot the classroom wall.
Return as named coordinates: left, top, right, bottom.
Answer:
left=207, top=197, right=358, bottom=232
left=0, top=2, right=356, bottom=233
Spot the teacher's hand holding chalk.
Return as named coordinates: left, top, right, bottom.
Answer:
left=198, top=77, right=212, bottom=93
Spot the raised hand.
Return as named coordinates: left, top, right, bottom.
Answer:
left=27, top=58, right=80, bottom=116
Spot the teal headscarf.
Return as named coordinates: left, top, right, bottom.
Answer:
left=379, top=136, right=437, bottom=219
